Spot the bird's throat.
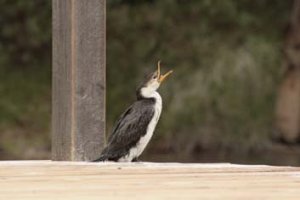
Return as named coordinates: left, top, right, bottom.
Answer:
left=139, top=87, right=159, bottom=99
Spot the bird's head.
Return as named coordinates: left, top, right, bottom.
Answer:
left=137, top=61, right=173, bottom=99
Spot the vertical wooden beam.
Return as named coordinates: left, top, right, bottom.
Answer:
left=274, top=0, right=300, bottom=143
left=52, top=0, right=106, bottom=161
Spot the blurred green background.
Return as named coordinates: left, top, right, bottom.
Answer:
left=0, top=0, right=299, bottom=165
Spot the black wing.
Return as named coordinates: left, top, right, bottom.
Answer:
left=95, top=99, right=155, bottom=161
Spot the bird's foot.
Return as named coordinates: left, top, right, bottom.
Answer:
left=132, top=157, right=141, bottom=163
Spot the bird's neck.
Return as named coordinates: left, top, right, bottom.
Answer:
left=137, top=87, right=162, bottom=103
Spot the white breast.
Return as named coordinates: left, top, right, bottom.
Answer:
left=118, top=92, right=162, bottom=162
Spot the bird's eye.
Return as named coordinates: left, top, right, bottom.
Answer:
left=153, top=75, right=158, bottom=79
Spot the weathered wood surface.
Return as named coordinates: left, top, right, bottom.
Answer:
left=52, top=0, right=106, bottom=161
left=0, top=161, right=299, bottom=200
left=275, top=0, right=300, bottom=142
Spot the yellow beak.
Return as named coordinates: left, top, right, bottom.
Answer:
left=157, top=60, right=173, bottom=83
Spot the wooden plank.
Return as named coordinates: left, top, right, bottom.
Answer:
left=0, top=161, right=299, bottom=200
left=52, top=0, right=106, bottom=161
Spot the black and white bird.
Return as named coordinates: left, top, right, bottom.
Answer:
left=94, top=61, right=173, bottom=162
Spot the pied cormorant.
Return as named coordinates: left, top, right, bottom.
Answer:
left=94, top=61, right=173, bottom=162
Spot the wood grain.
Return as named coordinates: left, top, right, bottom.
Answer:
left=52, top=0, right=106, bottom=161
left=0, top=161, right=299, bottom=200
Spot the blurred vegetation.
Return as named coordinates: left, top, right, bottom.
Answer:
left=0, top=0, right=51, bottom=159
left=0, top=0, right=298, bottom=164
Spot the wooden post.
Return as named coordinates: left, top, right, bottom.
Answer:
left=274, top=0, right=300, bottom=143
left=52, top=0, right=106, bottom=161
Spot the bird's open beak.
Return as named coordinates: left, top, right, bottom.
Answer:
left=157, top=61, right=173, bottom=83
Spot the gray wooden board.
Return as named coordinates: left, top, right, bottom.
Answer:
left=52, top=0, right=106, bottom=161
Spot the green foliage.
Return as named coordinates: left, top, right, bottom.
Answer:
left=107, top=0, right=292, bottom=153
left=0, top=0, right=295, bottom=161
left=0, top=0, right=51, bottom=159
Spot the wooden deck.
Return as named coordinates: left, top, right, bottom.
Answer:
left=0, top=161, right=299, bottom=200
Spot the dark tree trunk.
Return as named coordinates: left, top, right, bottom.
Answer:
left=274, top=0, right=300, bottom=143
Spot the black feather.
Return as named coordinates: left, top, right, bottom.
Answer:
left=94, top=98, right=155, bottom=162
